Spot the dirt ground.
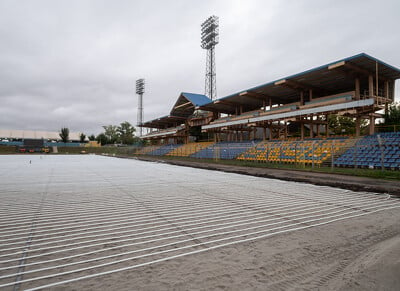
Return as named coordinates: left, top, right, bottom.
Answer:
left=55, top=208, right=400, bottom=291
left=133, top=156, right=400, bottom=196
left=52, top=156, right=400, bottom=291
left=1, top=155, right=399, bottom=291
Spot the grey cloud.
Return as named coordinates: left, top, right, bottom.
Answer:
left=0, top=0, right=399, bottom=135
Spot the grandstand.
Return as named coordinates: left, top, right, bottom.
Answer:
left=140, top=53, right=399, bottom=143
left=136, top=53, right=400, bottom=169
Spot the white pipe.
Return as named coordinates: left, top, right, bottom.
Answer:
left=2, top=204, right=398, bottom=290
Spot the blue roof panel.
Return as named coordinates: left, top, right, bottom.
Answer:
left=181, top=92, right=212, bottom=107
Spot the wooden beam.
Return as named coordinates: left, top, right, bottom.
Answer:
left=275, top=79, right=326, bottom=94
left=214, top=100, right=240, bottom=107
left=329, top=61, right=389, bottom=82
left=173, top=101, right=193, bottom=110
left=239, top=91, right=271, bottom=99
left=327, top=61, right=345, bottom=70
left=345, top=62, right=373, bottom=76
left=238, top=91, right=269, bottom=103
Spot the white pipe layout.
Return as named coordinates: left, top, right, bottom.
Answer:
left=0, top=187, right=388, bottom=234
left=0, top=192, right=375, bottom=254
left=3, top=189, right=388, bottom=253
left=0, top=189, right=388, bottom=249
left=1, top=156, right=398, bottom=290
left=1, top=204, right=398, bottom=290
left=1, top=196, right=384, bottom=263
left=0, top=198, right=397, bottom=272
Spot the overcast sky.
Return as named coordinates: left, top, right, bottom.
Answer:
left=1, top=0, right=399, bottom=135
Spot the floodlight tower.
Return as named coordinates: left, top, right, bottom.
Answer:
left=201, top=15, right=219, bottom=100
left=136, top=78, right=145, bottom=137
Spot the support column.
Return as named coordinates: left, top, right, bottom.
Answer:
left=369, top=115, right=375, bottom=135
left=300, top=91, right=304, bottom=105
left=368, top=75, right=374, bottom=96
left=384, top=81, right=389, bottom=98
left=300, top=121, right=305, bottom=140
left=384, top=81, right=390, bottom=114
left=309, top=89, right=313, bottom=101
left=355, top=77, right=360, bottom=100
left=355, top=116, right=361, bottom=137
left=269, top=124, right=272, bottom=140
left=263, top=127, right=266, bottom=141
left=325, top=114, right=329, bottom=137
left=284, top=121, right=288, bottom=139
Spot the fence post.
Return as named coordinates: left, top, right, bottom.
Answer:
left=354, top=144, right=358, bottom=169
left=312, top=141, right=315, bottom=169
left=331, top=140, right=334, bottom=171
left=377, top=134, right=385, bottom=171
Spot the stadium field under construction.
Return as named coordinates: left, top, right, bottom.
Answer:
left=1, top=53, right=400, bottom=290
left=0, top=155, right=400, bottom=290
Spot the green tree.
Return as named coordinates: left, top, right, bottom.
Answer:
left=382, top=102, right=400, bottom=131
left=88, top=134, right=96, bottom=141
left=59, top=127, right=69, bottom=143
left=96, top=133, right=108, bottom=145
left=117, top=121, right=136, bottom=144
left=79, top=133, right=86, bottom=143
left=328, top=115, right=367, bottom=135
left=103, top=125, right=119, bottom=144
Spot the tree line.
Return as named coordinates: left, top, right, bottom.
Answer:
left=59, top=121, right=140, bottom=145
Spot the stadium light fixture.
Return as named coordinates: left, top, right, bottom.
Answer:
left=201, top=16, right=219, bottom=100
left=136, top=78, right=145, bottom=137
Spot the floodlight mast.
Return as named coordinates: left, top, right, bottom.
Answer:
left=136, top=78, right=145, bottom=137
left=201, top=15, right=219, bottom=100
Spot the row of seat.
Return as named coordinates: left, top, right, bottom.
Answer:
left=191, top=141, right=261, bottom=159
left=166, top=142, right=214, bottom=157
left=334, top=132, right=400, bottom=169
left=146, top=144, right=181, bottom=156
left=237, top=137, right=352, bottom=165
left=133, top=132, right=400, bottom=170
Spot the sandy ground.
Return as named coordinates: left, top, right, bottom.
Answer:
left=55, top=208, right=400, bottom=291
left=133, top=156, right=400, bottom=196
left=1, top=155, right=399, bottom=291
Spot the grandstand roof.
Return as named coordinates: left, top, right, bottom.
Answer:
left=170, top=92, right=211, bottom=117
left=198, top=53, right=400, bottom=114
left=142, top=115, right=187, bottom=129
left=142, top=92, right=211, bottom=129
